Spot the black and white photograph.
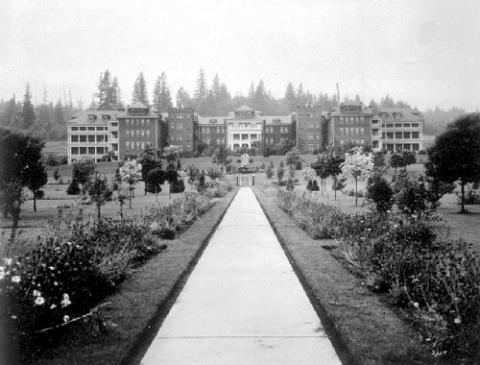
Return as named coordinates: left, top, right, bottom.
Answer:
left=1, top=0, right=480, bottom=364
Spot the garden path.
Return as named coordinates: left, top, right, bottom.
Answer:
left=140, top=187, right=341, bottom=365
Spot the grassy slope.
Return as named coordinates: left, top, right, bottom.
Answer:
left=15, top=189, right=237, bottom=365
left=254, top=187, right=438, bottom=365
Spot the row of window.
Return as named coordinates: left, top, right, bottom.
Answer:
left=200, top=126, right=224, bottom=134
left=337, top=116, right=369, bottom=124
left=307, top=134, right=321, bottom=141
left=125, top=141, right=148, bottom=150
left=265, top=126, right=289, bottom=134
left=338, top=127, right=365, bottom=137
left=71, top=146, right=108, bottom=155
left=124, top=119, right=153, bottom=127
left=71, top=135, right=108, bottom=143
left=384, top=143, right=420, bottom=152
left=126, top=129, right=151, bottom=138
left=383, top=123, right=420, bottom=128
left=70, top=126, right=108, bottom=131
left=173, top=114, right=191, bottom=120
left=383, top=132, right=420, bottom=139
left=232, top=133, right=259, bottom=140
left=340, top=139, right=365, bottom=145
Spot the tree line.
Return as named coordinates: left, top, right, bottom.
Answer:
left=0, top=69, right=469, bottom=141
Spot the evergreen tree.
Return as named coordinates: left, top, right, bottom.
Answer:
left=253, top=80, right=267, bottom=111
left=22, top=84, right=35, bottom=129
left=96, top=70, right=112, bottom=109
left=284, top=83, right=296, bottom=112
left=111, top=76, right=123, bottom=109
left=176, top=87, right=192, bottom=108
left=194, top=68, right=207, bottom=102
left=153, top=72, right=172, bottom=112
left=247, top=82, right=255, bottom=105
left=132, top=72, right=149, bottom=105
left=0, top=97, right=18, bottom=127
left=296, top=83, right=306, bottom=106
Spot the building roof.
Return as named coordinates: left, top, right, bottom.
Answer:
left=235, top=105, right=254, bottom=112
left=68, top=110, right=120, bottom=125
left=376, top=107, right=423, bottom=122
left=197, top=116, right=227, bottom=125
left=128, top=102, right=148, bottom=109
left=263, top=115, right=292, bottom=125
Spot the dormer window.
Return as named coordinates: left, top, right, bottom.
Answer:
left=88, top=114, right=97, bottom=122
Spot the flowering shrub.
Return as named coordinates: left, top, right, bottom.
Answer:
left=0, top=191, right=216, bottom=341
left=277, top=191, right=340, bottom=239
left=276, top=190, right=480, bottom=358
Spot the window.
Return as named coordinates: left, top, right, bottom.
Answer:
left=88, top=127, right=95, bottom=131
left=110, top=122, right=118, bottom=127
left=233, top=134, right=240, bottom=140
left=88, top=147, right=95, bottom=154
left=241, top=134, right=248, bottom=140
left=176, top=123, right=183, bottom=129
left=339, top=127, right=344, bottom=137
left=80, top=127, right=86, bottom=131
left=79, top=147, right=87, bottom=155
left=412, top=143, right=420, bottom=151
left=96, top=126, right=104, bottom=131
left=250, top=134, right=257, bottom=140
left=395, top=123, right=402, bottom=128
left=79, top=135, right=86, bottom=142
left=71, top=126, right=78, bottom=131
left=403, top=132, right=411, bottom=139
left=386, top=132, right=393, bottom=139
left=412, top=132, right=419, bottom=139
left=411, top=123, right=419, bottom=128
left=372, top=140, right=379, bottom=148
left=111, top=131, right=118, bottom=139
left=372, top=129, right=378, bottom=136
left=71, top=147, right=78, bottom=154
left=403, top=123, right=410, bottom=128
left=386, top=124, right=393, bottom=128
left=71, top=135, right=79, bottom=142
left=87, top=135, right=94, bottom=143
left=97, top=135, right=104, bottom=142
left=395, top=132, right=402, bottom=139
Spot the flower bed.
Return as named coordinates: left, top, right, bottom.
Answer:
left=276, top=190, right=480, bottom=360
left=0, top=192, right=217, bottom=351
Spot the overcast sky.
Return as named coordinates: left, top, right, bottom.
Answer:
left=2, top=0, right=480, bottom=111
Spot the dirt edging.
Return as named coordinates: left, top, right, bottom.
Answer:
left=254, top=187, right=433, bottom=365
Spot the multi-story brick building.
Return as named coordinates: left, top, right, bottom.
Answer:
left=376, top=107, right=424, bottom=152
left=295, top=105, right=326, bottom=153
left=329, top=102, right=373, bottom=149
left=196, top=116, right=227, bottom=149
left=167, top=107, right=196, bottom=152
left=116, top=102, right=163, bottom=159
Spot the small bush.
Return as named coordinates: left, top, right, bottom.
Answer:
left=367, top=175, right=393, bottom=213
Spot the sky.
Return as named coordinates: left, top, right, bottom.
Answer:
left=1, top=0, right=480, bottom=111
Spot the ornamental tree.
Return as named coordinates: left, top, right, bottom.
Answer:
left=87, top=172, right=112, bottom=219
left=326, top=155, right=344, bottom=200
left=427, top=113, right=480, bottom=213
left=0, top=129, right=47, bottom=228
left=119, top=159, right=142, bottom=208
left=341, top=147, right=373, bottom=206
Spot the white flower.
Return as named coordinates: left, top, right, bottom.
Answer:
left=63, top=315, right=70, bottom=323
left=11, top=315, right=17, bottom=320
left=33, top=290, right=41, bottom=297
left=50, top=304, right=57, bottom=309
left=3, top=258, right=12, bottom=266
left=11, top=275, right=20, bottom=283
left=53, top=281, right=58, bottom=286
left=454, top=317, right=461, bottom=324
left=61, top=293, right=71, bottom=308
left=49, top=266, right=55, bottom=271
left=413, top=302, right=419, bottom=309
left=34, top=296, right=45, bottom=306
left=0, top=267, right=4, bottom=281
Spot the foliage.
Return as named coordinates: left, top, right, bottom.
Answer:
left=87, top=173, right=113, bottom=219
left=0, top=129, right=47, bottom=219
left=285, top=177, right=295, bottom=191
left=366, top=174, right=394, bottom=214
left=206, top=168, right=223, bottom=181
left=277, top=191, right=340, bottom=239
left=390, top=154, right=407, bottom=169
left=341, top=147, right=373, bottom=206
left=146, top=167, right=165, bottom=194
left=427, top=113, right=480, bottom=213
left=285, top=148, right=300, bottom=166
left=213, top=146, right=228, bottom=165
left=119, top=160, right=142, bottom=185
left=53, top=168, right=60, bottom=182
left=132, top=72, right=149, bottom=105
left=277, top=164, right=285, bottom=183
left=66, top=179, right=80, bottom=195
left=72, top=160, right=95, bottom=194
left=265, top=165, right=274, bottom=179
left=302, top=166, right=316, bottom=182
left=372, top=151, right=386, bottom=171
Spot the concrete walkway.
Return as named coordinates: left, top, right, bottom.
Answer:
left=141, top=187, right=341, bottom=365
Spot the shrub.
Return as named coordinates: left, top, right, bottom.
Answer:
left=66, top=179, right=80, bottom=195
left=367, top=175, right=394, bottom=213
left=265, top=165, right=273, bottom=179
left=396, top=178, right=431, bottom=215
left=277, top=191, right=340, bottom=239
